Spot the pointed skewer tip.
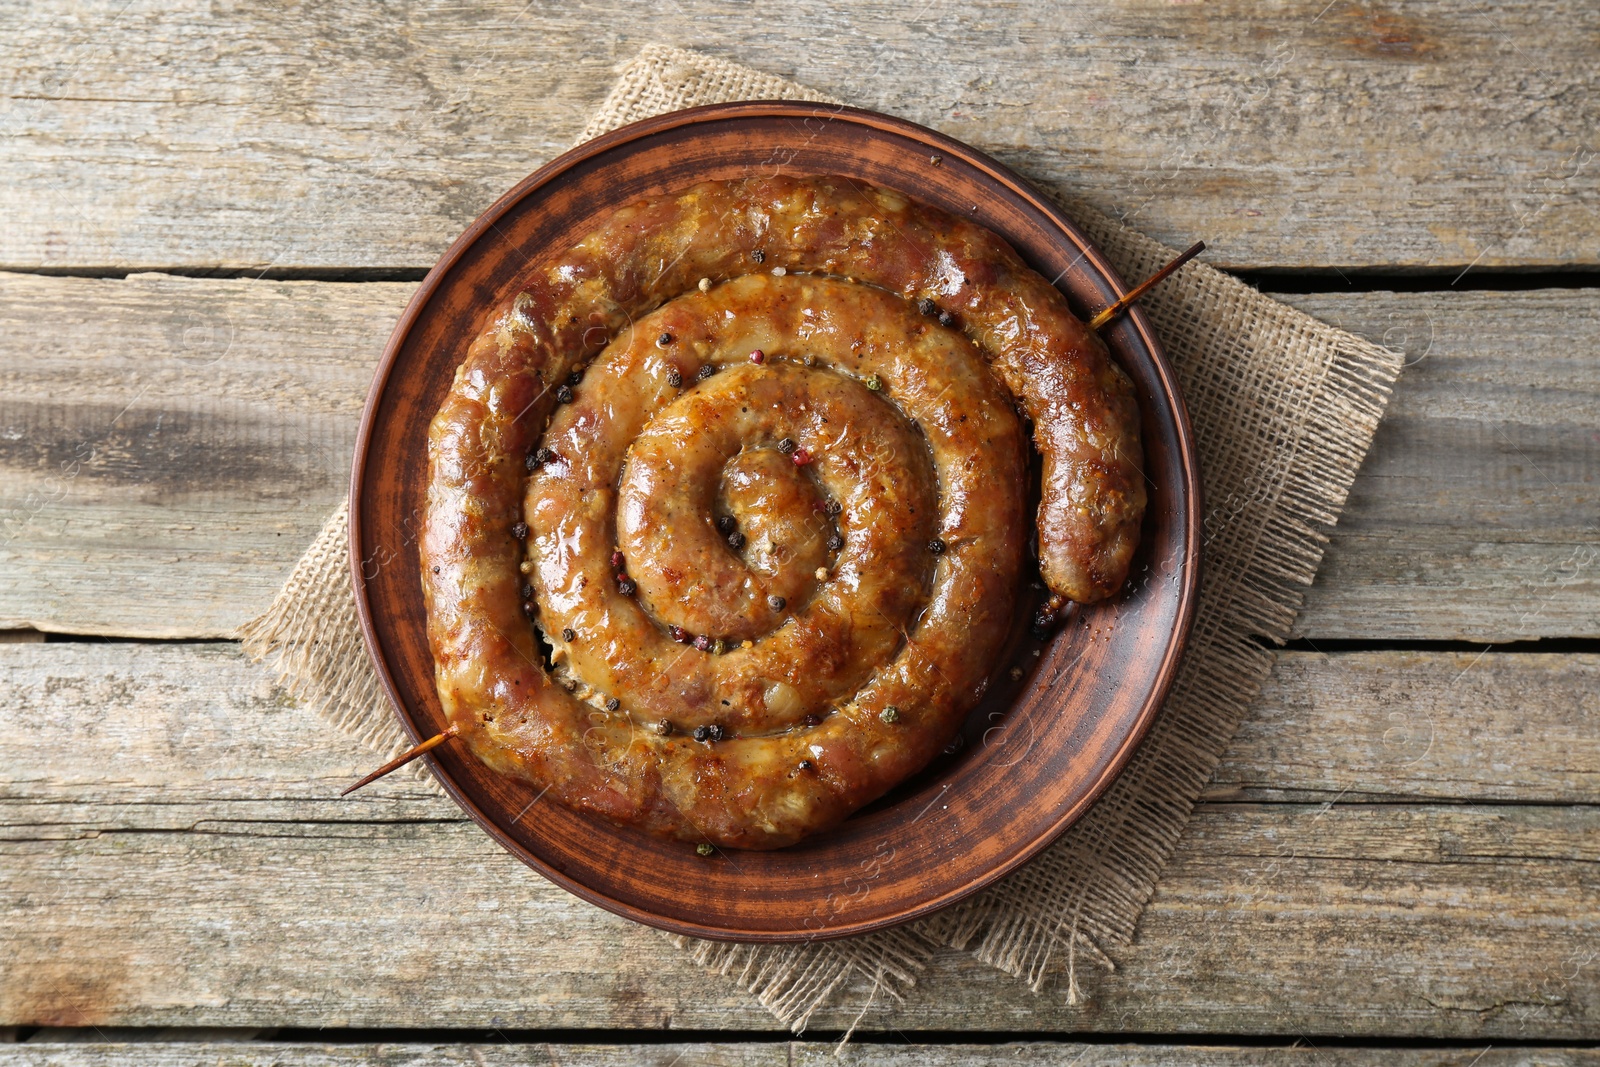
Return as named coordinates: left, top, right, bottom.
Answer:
left=1088, top=241, right=1206, bottom=332
left=341, top=723, right=460, bottom=796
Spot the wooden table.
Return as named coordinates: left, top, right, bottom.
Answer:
left=3, top=3, right=1596, bottom=1063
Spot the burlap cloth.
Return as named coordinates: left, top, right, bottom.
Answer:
left=240, top=46, right=1403, bottom=1031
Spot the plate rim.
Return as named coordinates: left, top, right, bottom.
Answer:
left=349, top=100, right=1202, bottom=942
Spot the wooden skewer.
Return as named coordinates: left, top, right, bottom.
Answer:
left=341, top=723, right=460, bottom=796
left=1087, top=241, right=1206, bottom=331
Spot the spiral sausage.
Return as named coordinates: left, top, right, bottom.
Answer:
left=423, top=175, right=1144, bottom=848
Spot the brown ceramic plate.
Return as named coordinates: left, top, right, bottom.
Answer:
left=350, top=102, right=1200, bottom=942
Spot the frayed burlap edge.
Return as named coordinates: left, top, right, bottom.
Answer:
left=239, top=44, right=1403, bottom=1034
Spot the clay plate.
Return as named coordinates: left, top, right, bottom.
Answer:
left=350, top=102, right=1200, bottom=942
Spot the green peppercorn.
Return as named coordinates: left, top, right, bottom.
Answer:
left=880, top=705, right=901, bottom=724
left=696, top=842, right=715, bottom=856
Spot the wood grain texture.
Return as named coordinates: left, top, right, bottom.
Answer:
left=2, top=1, right=1596, bottom=272
left=3, top=643, right=1597, bottom=1037
left=2, top=275, right=1594, bottom=641
left=1286, top=291, right=1600, bottom=641
left=4, top=1042, right=1599, bottom=1067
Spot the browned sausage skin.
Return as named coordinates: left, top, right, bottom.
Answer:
left=422, top=176, right=1144, bottom=848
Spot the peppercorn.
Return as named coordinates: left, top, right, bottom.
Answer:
left=697, top=277, right=711, bottom=292
left=826, top=533, right=844, bottom=551
left=610, top=550, right=624, bottom=569
left=521, top=601, right=536, bottom=619
left=567, top=367, right=584, bottom=385
left=727, top=530, right=746, bottom=551
left=432, top=565, right=441, bottom=574
left=768, top=594, right=786, bottom=611
left=803, top=713, right=822, bottom=727
left=938, top=310, right=956, bottom=329
left=752, top=249, right=766, bottom=264
left=561, top=627, right=576, bottom=642
left=749, top=348, right=765, bottom=364
left=692, top=724, right=712, bottom=742
left=880, top=705, right=901, bottom=724
left=654, top=719, right=672, bottom=736
left=657, top=332, right=673, bottom=347
left=696, top=842, right=715, bottom=856
left=777, top=437, right=797, bottom=455
left=798, top=759, right=815, bottom=772
left=716, top=514, right=737, bottom=535
left=928, top=537, right=947, bottom=555
left=555, top=384, right=573, bottom=404
left=562, top=677, right=579, bottom=692
left=511, top=521, right=529, bottom=540
left=695, top=364, right=717, bottom=381
left=825, top=500, right=843, bottom=517
left=526, top=446, right=554, bottom=472
left=708, top=724, right=726, bottom=741
left=670, top=625, right=691, bottom=643
left=917, top=297, right=937, bottom=317
left=605, top=696, right=620, bottom=712
left=521, top=583, right=533, bottom=600
left=693, top=634, right=712, bottom=652
left=618, top=575, right=637, bottom=597
left=865, top=374, right=883, bottom=391
left=666, top=368, right=683, bottom=387
left=791, top=447, right=812, bottom=466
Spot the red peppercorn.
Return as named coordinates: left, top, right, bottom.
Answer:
left=792, top=448, right=812, bottom=466
left=610, top=550, right=624, bottom=569
left=670, top=625, right=691, bottom=643
left=749, top=349, right=765, bottom=364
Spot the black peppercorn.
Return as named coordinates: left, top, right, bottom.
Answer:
left=618, top=575, right=637, bottom=597
left=928, top=538, right=946, bottom=555
left=521, top=583, right=533, bottom=600
left=521, top=601, right=536, bottom=619
left=938, top=310, right=956, bottom=329
left=666, top=368, right=683, bottom=387
left=511, top=521, right=529, bottom=540
left=708, top=724, right=725, bottom=741
left=561, top=627, right=576, bottom=642
left=555, top=384, right=573, bottom=404
left=825, top=500, right=843, bottom=517
left=727, top=530, right=746, bottom=551
left=917, top=297, right=937, bottom=317
left=752, top=249, right=766, bottom=264
left=767, top=594, right=786, bottom=611
left=777, top=437, right=797, bottom=454
left=826, top=533, right=844, bottom=551
left=655, top=719, right=672, bottom=736
left=526, top=446, right=554, bottom=472
left=798, top=759, right=815, bottom=772
left=657, top=332, right=673, bottom=347
left=692, top=724, right=712, bottom=742
left=431, top=565, right=440, bottom=574
left=716, top=514, right=737, bottom=535
left=695, top=364, right=717, bottom=381
left=567, top=367, right=584, bottom=385
left=605, top=696, right=620, bottom=712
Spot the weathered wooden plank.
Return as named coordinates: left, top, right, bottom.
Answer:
left=1211, top=650, right=1600, bottom=804
left=2, top=643, right=1598, bottom=1037
left=5, top=802, right=1596, bottom=1036
left=1286, top=291, right=1600, bottom=641
left=0, top=272, right=404, bottom=638
left=2, top=1, right=1596, bottom=272
left=3, top=274, right=1596, bottom=640
left=3, top=1041, right=1598, bottom=1067
left=5, top=645, right=1596, bottom=833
